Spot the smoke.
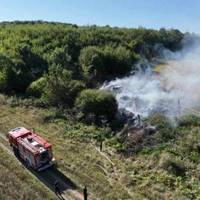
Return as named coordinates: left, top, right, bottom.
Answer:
left=102, top=34, right=200, bottom=120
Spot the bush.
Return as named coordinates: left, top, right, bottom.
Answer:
left=79, top=45, right=137, bottom=85
left=103, top=45, right=137, bottom=76
left=66, top=124, right=112, bottom=140
left=75, top=89, right=118, bottom=124
left=178, top=129, right=200, bottom=162
left=146, top=114, right=176, bottom=142
left=159, top=153, right=186, bottom=176
left=26, top=77, right=46, bottom=97
left=42, top=65, right=85, bottom=107
left=0, top=54, right=14, bottom=93
left=79, top=46, right=105, bottom=83
left=178, top=115, right=200, bottom=127
left=0, top=70, right=7, bottom=92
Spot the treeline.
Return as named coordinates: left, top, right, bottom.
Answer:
left=0, top=21, right=184, bottom=124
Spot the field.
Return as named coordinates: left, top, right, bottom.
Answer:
left=0, top=103, right=134, bottom=199
left=0, top=101, right=200, bottom=199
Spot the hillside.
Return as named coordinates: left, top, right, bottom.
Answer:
left=0, top=98, right=200, bottom=199
left=1, top=21, right=200, bottom=200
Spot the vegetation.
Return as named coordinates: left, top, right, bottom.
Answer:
left=0, top=21, right=184, bottom=124
left=79, top=45, right=137, bottom=85
left=0, top=102, right=200, bottom=199
left=42, top=65, right=85, bottom=107
left=0, top=21, right=183, bottom=95
left=1, top=21, right=197, bottom=200
left=75, top=89, right=117, bottom=124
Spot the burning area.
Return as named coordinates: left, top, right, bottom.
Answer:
left=102, top=34, right=200, bottom=121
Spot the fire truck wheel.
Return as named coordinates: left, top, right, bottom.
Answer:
left=13, top=147, right=19, bottom=156
left=26, top=159, right=31, bottom=168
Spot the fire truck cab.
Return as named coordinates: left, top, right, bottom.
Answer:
left=8, top=127, right=54, bottom=171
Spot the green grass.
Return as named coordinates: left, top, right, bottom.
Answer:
left=0, top=145, right=56, bottom=200
left=0, top=103, right=200, bottom=199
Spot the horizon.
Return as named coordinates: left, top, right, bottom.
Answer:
left=0, top=20, right=186, bottom=32
left=0, top=0, right=200, bottom=33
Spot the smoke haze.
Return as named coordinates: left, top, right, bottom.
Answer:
left=102, top=34, right=200, bottom=120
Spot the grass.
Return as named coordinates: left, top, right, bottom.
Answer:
left=0, top=102, right=200, bottom=199
left=0, top=104, right=134, bottom=199
left=0, top=145, right=56, bottom=200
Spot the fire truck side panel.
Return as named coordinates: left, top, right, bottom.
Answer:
left=18, top=143, right=37, bottom=169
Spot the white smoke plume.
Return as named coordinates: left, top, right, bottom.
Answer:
left=102, top=34, right=200, bottom=120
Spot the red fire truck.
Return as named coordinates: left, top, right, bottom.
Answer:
left=8, top=127, right=54, bottom=171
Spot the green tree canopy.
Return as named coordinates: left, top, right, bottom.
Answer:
left=79, top=46, right=105, bottom=83
left=42, top=65, right=85, bottom=107
left=26, top=77, right=46, bottom=97
left=75, top=89, right=118, bottom=124
left=48, top=47, right=72, bottom=69
left=79, top=45, right=137, bottom=85
left=0, top=54, right=18, bottom=93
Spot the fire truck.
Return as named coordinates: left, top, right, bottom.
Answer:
left=8, top=127, right=54, bottom=171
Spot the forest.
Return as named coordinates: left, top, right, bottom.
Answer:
left=0, top=21, right=184, bottom=126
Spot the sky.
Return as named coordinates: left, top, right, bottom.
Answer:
left=0, top=0, right=200, bottom=33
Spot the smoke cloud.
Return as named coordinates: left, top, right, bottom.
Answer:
left=102, top=34, right=200, bottom=120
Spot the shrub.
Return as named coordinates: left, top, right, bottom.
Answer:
left=79, top=46, right=105, bottom=83
left=66, top=124, right=112, bottom=140
left=146, top=114, right=176, bottom=142
left=79, top=45, right=137, bottom=85
left=106, top=137, right=125, bottom=152
left=0, top=70, right=7, bottom=92
left=103, top=45, right=137, bottom=76
left=26, top=77, right=46, bottom=97
left=0, top=54, right=14, bottom=93
left=159, top=153, right=186, bottom=176
left=178, top=115, right=200, bottom=127
left=178, top=129, right=200, bottom=162
left=75, top=89, right=117, bottom=124
left=42, top=65, right=85, bottom=107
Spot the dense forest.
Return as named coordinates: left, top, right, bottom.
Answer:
left=0, top=21, right=184, bottom=126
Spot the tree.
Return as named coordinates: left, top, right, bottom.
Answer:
left=79, top=46, right=105, bottom=83
left=16, top=43, right=48, bottom=79
left=103, top=45, right=136, bottom=76
left=48, top=47, right=72, bottom=69
left=26, top=77, right=46, bottom=97
left=79, top=45, right=137, bottom=85
left=0, top=54, right=14, bottom=93
left=42, top=64, right=85, bottom=107
left=75, top=89, right=118, bottom=124
left=0, top=22, right=184, bottom=98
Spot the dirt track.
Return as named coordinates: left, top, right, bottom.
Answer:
left=0, top=131, right=83, bottom=200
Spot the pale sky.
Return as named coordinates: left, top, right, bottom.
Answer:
left=0, top=0, right=199, bottom=33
